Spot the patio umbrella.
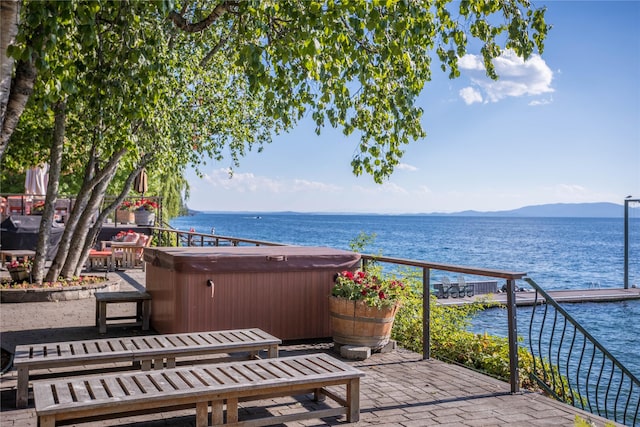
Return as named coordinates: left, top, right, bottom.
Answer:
left=133, top=168, right=148, bottom=196
left=24, top=163, right=49, bottom=195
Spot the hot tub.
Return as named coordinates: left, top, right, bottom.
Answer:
left=143, top=246, right=361, bottom=340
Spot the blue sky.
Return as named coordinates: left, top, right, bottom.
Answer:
left=186, top=1, right=640, bottom=214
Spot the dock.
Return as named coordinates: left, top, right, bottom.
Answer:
left=438, top=287, right=640, bottom=306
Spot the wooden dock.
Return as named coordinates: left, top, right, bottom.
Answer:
left=438, top=287, right=640, bottom=306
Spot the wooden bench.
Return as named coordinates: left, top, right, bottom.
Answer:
left=34, top=353, right=364, bottom=426
left=95, top=291, right=151, bottom=334
left=13, top=328, right=281, bottom=408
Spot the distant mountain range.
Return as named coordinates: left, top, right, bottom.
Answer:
left=433, top=202, right=636, bottom=218
left=192, top=202, right=639, bottom=217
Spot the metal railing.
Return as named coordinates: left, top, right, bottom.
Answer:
left=149, top=227, right=638, bottom=425
left=525, top=278, right=640, bottom=426
left=153, top=226, right=286, bottom=248
left=360, top=254, right=526, bottom=393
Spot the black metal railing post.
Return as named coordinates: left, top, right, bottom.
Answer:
left=423, top=267, right=431, bottom=360
left=506, top=278, right=520, bottom=393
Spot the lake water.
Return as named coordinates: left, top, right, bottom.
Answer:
left=170, top=213, right=640, bottom=375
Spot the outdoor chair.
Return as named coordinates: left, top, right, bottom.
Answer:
left=432, top=283, right=448, bottom=298
left=88, top=232, right=153, bottom=271
left=111, top=233, right=153, bottom=270
left=441, top=276, right=463, bottom=298
left=458, top=275, right=474, bottom=297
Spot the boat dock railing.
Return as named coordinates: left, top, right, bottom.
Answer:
left=151, top=226, right=639, bottom=426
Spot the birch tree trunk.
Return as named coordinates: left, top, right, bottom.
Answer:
left=32, top=100, right=65, bottom=284
left=0, top=0, right=20, bottom=126
left=45, top=147, right=127, bottom=281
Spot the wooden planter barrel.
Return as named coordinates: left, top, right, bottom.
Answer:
left=116, top=210, right=134, bottom=224
left=328, top=296, right=400, bottom=350
left=8, top=268, right=31, bottom=282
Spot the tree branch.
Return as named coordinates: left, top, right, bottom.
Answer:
left=168, top=1, right=238, bottom=33
left=199, top=35, right=229, bottom=67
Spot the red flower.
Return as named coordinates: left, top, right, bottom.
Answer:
left=332, top=269, right=407, bottom=309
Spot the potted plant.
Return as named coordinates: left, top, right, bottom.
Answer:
left=31, top=200, right=45, bottom=215
left=6, top=259, right=32, bottom=283
left=133, top=199, right=158, bottom=225
left=329, top=269, right=407, bottom=350
left=116, top=200, right=135, bottom=224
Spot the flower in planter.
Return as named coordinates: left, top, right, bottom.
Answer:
left=0, top=274, right=107, bottom=289
left=134, top=199, right=158, bottom=212
left=31, top=200, right=45, bottom=214
left=112, top=230, right=136, bottom=242
left=332, top=270, right=407, bottom=309
left=118, top=200, right=134, bottom=211
left=6, top=259, right=32, bottom=271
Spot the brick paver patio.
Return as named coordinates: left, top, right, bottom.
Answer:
left=0, top=270, right=622, bottom=426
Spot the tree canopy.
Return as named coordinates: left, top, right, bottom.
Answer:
left=0, top=0, right=549, bottom=281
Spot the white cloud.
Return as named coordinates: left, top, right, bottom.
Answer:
left=458, top=54, right=485, bottom=70
left=459, top=87, right=483, bottom=105
left=396, top=163, right=419, bottom=172
left=553, top=184, right=588, bottom=198
left=353, top=182, right=409, bottom=195
left=529, top=97, right=553, bottom=106
left=459, top=50, right=554, bottom=104
left=203, top=168, right=341, bottom=193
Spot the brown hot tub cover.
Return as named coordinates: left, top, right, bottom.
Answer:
left=144, top=246, right=361, bottom=273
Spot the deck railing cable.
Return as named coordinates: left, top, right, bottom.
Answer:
left=525, top=278, right=639, bottom=426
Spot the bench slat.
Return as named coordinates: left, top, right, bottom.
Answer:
left=267, top=359, right=299, bottom=378
left=132, top=373, right=159, bottom=394
left=57, top=343, right=73, bottom=359
left=71, top=380, right=93, bottom=403
left=86, top=378, right=110, bottom=400
left=249, top=361, right=283, bottom=381
left=282, top=357, right=320, bottom=376
left=118, top=375, right=144, bottom=396
left=179, top=333, right=208, bottom=346
left=233, top=363, right=270, bottom=383
left=175, top=369, right=205, bottom=389
left=102, top=376, right=128, bottom=399
left=53, top=381, right=74, bottom=404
